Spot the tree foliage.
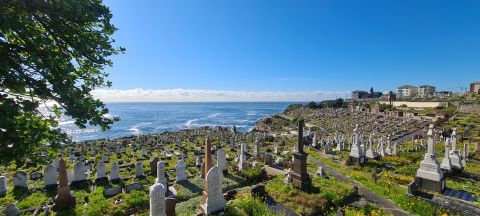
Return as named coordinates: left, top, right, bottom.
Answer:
left=0, top=0, right=124, bottom=163
left=304, top=99, right=347, bottom=109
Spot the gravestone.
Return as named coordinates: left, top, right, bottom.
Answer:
left=216, top=149, right=227, bottom=173
left=440, top=140, right=452, bottom=172
left=449, top=128, right=463, bottom=172
left=238, top=143, right=248, bottom=171
left=264, top=154, right=273, bottom=166
left=150, top=158, right=159, bottom=176
left=200, top=166, right=226, bottom=214
left=175, top=159, right=187, bottom=183
left=95, top=161, right=108, bottom=184
left=415, top=124, right=446, bottom=193
left=149, top=183, right=166, bottom=216
left=316, top=166, right=328, bottom=178
left=104, top=187, right=122, bottom=197
left=156, top=161, right=168, bottom=191
left=110, top=162, right=121, bottom=182
left=30, top=171, right=42, bottom=181
left=125, top=182, right=143, bottom=193
left=53, top=158, right=76, bottom=210
left=0, top=176, right=7, bottom=196
left=288, top=120, right=312, bottom=191
left=4, top=203, right=19, bottom=216
left=12, top=171, right=28, bottom=189
left=348, top=125, right=365, bottom=166
left=44, top=164, right=57, bottom=190
left=135, top=161, right=145, bottom=178
left=165, top=197, right=176, bottom=216
left=72, top=161, right=86, bottom=183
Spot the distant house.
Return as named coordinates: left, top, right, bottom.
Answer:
left=351, top=90, right=369, bottom=100
left=418, top=85, right=436, bottom=97
left=470, top=81, right=480, bottom=93
left=397, top=85, right=418, bottom=98
left=351, top=88, right=383, bottom=100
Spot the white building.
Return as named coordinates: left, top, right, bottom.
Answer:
left=397, top=85, right=418, bottom=98
left=418, top=85, right=436, bottom=97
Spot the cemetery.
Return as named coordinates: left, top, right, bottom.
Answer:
left=1, top=103, right=480, bottom=216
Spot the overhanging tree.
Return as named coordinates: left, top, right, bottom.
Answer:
left=0, top=0, right=124, bottom=163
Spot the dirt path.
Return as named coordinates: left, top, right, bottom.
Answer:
left=308, top=156, right=411, bottom=216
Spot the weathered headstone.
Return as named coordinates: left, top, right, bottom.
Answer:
left=175, top=159, right=187, bottom=183
left=150, top=158, right=159, bottom=176
left=103, top=187, right=122, bottom=197
left=72, top=161, right=86, bottom=182
left=110, top=162, right=121, bottom=182
left=0, top=176, right=7, bottom=196
left=149, top=183, right=166, bottom=216
left=4, top=203, right=19, bottom=216
left=44, top=164, right=57, bottom=189
left=96, top=161, right=107, bottom=183
left=238, top=143, right=248, bottom=171
left=156, top=161, right=168, bottom=191
left=125, top=182, right=143, bottom=193
left=200, top=166, right=226, bottom=214
left=216, top=149, right=227, bottom=173
left=136, top=161, right=145, bottom=178
left=12, top=171, right=28, bottom=189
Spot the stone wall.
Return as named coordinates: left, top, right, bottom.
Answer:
left=379, top=101, right=448, bottom=108
left=458, top=104, right=480, bottom=113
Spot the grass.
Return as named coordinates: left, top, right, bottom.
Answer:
left=265, top=175, right=353, bottom=215
left=306, top=150, right=451, bottom=216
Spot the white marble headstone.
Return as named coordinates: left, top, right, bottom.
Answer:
left=149, top=183, right=166, bottom=216
left=175, top=159, right=187, bottom=182
left=44, top=165, right=57, bottom=187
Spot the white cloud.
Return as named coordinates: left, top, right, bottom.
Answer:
left=92, top=88, right=350, bottom=102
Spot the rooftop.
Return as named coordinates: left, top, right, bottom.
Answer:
left=398, top=85, right=417, bottom=89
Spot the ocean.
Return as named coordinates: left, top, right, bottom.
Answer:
left=58, top=102, right=292, bottom=141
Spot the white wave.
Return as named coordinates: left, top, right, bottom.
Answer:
left=206, top=113, right=221, bottom=118
left=247, top=111, right=256, bottom=116
left=184, top=119, right=198, bottom=127
left=129, top=125, right=141, bottom=135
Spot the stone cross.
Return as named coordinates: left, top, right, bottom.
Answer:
left=156, top=161, right=168, bottom=192
left=149, top=183, right=166, bottom=216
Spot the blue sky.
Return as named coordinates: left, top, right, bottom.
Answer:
left=99, top=0, right=480, bottom=101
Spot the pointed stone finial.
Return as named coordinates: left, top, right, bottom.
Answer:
left=204, top=137, right=212, bottom=179
left=297, top=119, right=304, bottom=153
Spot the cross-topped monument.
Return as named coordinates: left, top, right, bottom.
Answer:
left=287, top=119, right=311, bottom=190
